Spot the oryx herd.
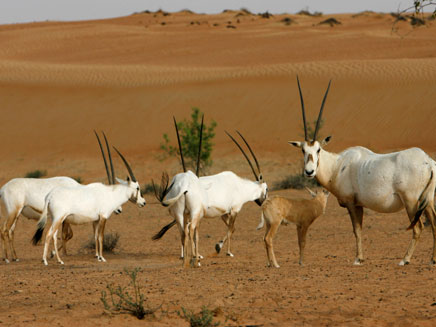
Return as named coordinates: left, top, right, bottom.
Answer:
left=1, top=77, right=435, bottom=268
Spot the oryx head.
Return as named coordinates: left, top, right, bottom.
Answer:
left=289, top=76, right=332, bottom=179
left=113, top=147, right=146, bottom=208
left=226, top=131, right=268, bottom=206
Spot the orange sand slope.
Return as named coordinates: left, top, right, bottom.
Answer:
left=0, top=11, right=436, bottom=181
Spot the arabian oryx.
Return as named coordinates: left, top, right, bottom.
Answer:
left=32, top=133, right=145, bottom=265
left=288, top=76, right=436, bottom=266
left=0, top=177, right=79, bottom=263
left=153, top=118, right=268, bottom=261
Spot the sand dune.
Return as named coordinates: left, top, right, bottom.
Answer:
left=0, top=11, right=435, bottom=181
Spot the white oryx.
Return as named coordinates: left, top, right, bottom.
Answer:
left=32, top=133, right=145, bottom=265
left=0, top=176, right=79, bottom=263
left=153, top=118, right=268, bottom=263
left=288, top=76, right=436, bottom=266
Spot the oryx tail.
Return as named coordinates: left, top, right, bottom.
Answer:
left=31, top=198, right=49, bottom=245
left=152, top=219, right=176, bottom=240
left=407, top=170, right=434, bottom=230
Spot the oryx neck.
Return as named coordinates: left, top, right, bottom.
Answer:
left=316, top=149, right=340, bottom=190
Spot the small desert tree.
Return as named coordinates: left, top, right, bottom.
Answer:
left=160, top=108, right=217, bottom=173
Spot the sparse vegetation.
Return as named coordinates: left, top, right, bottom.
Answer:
left=281, top=17, right=295, bottom=25
left=392, top=1, right=436, bottom=33
left=141, top=183, right=155, bottom=195
left=178, top=306, right=220, bottom=327
left=83, top=232, right=120, bottom=252
left=319, top=18, right=342, bottom=26
left=100, top=267, right=159, bottom=319
left=73, top=176, right=83, bottom=184
left=160, top=107, right=217, bottom=173
left=258, top=11, right=273, bottom=19
left=273, top=174, right=320, bottom=190
left=25, top=169, right=47, bottom=178
left=297, top=9, right=323, bottom=17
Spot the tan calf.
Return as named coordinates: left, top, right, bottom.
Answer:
left=257, top=188, right=329, bottom=267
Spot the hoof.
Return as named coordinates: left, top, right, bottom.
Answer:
left=215, top=242, right=223, bottom=254
left=226, top=252, right=234, bottom=257
left=43, top=260, right=48, bottom=266
left=59, top=261, right=64, bottom=265
left=399, top=260, right=410, bottom=266
left=13, top=258, right=19, bottom=262
left=4, top=258, right=10, bottom=264
left=430, top=260, right=436, bottom=266
left=353, top=258, right=363, bottom=266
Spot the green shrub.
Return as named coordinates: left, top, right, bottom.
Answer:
left=273, top=174, right=320, bottom=190
left=25, top=170, right=47, bottom=178
left=100, top=268, right=158, bottom=319
left=160, top=107, right=217, bottom=173
left=178, top=306, right=220, bottom=327
left=83, top=232, right=120, bottom=252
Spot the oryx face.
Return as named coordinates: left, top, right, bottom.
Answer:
left=289, top=137, right=331, bottom=178
left=255, top=181, right=269, bottom=206
left=129, top=180, right=146, bottom=208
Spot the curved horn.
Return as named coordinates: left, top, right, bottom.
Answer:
left=173, top=117, right=186, bottom=173
left=102, top=132, right=115, bottom=185
left=225, top=131, right=259, bottom=181
left=236, top=130, right=261, bottom=176
left=296, top=75, right=308, bottom=141
left=94, top=130, right=112, bottom=185
left=313, top=80, right=332, bottom=141
left=112, top=146, right=137, bottom=182
left=196, top=114, right=204, bottom=176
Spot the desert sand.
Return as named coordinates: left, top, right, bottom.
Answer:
left=0, top=10, right=436, bottom=326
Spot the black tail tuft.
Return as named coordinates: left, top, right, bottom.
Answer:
left=31, top=227, right=44, bottom=245
left=151, top=220, right=176, bottom=240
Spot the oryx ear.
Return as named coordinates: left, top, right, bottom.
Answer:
left=126, top=176, right=130, bottom=182
left=305, top=187, right=317, bottom=197
left=288, top=141, right=303, bottom=148
left=321, top=136, right=331, bottom=147
left=115, top=177, right=127, bottom=185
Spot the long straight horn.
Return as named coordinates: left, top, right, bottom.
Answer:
left=196, top=114, right=204, bottom=176
left=102, top=132, right=115, bottom=185
left=296, top=75, right=308, bottom=141
left=226, top=131, right=259, bottom=181
left=112, top=147, right=137, bottom=182
left=313, top=80, right=332, bottom=141
left=94, top=130, right=112, bottom=185
left=173, top=117, right=186, bottom=173
left=236, top=130, right=261, bottom=177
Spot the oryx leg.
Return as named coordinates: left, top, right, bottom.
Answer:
left=7, top=220, right=18, bottom=262
left=183, top=218, right=190, bottom=268
left=425, top=205, right=436, bottom=265
left=346, top=205, right=364, bottom=265
left=215, top=214, right=230, bottom=254
left=52, top=222, right=73, bottom=258
left=224, top=213, right=237, bottom=257
left=43, top=217, right=65, bottom=265
left=189, top=216, right=201, bottom=267
left=1, top=207, right=22, bottom=263
left=216, top=213, right=237, bottom=257
left=93, top=220, right=99, bottom=258
left=264, top=220, right=280, bottom=268
left=400, top=201, right=425, bottom=266
left=297, top=224, right=309, bottom=266
left=97, top=218, right=107, bottom=262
